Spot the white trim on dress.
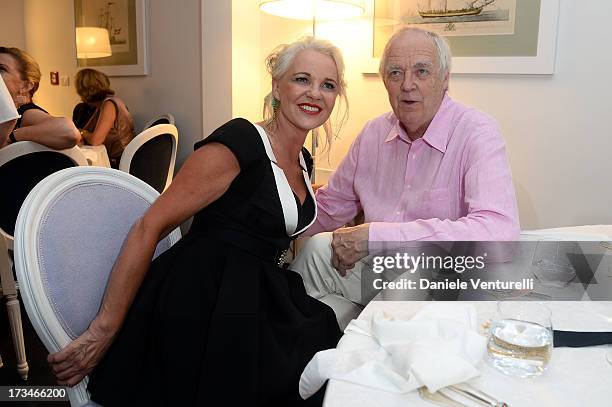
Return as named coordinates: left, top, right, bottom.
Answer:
left=252, top=123, right=316, bottom=237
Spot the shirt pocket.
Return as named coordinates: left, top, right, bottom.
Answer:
left=415, top=188, right=451, bottom=221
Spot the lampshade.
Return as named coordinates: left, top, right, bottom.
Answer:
left=259, top=0, right=365, bottom=21
left=76, top=27, right=112, bottom=59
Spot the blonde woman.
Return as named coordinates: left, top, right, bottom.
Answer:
left=49, top=37, right=348, bottom=406
left=0, top=47, right=79, bottom=149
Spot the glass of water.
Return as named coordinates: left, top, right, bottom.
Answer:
left=487, top=301, right=553, bottom=378
left=532, top=240, right=580, bottom=287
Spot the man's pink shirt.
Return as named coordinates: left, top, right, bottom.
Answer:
left=308, top=94, right=520, bottom=242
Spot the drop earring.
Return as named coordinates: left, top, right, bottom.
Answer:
left=271, top=97, right=280, bottom=118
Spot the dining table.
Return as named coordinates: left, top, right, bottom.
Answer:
left=322, top=300, right=612, bottom=407
left=320, top=226, right=612, bottom=407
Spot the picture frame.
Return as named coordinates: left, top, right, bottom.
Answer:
left=364, top=0, right=560, bottom=75
left=74, top=0, right=149, bottom=76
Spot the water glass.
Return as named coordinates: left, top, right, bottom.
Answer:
left=532, top=240, right=580, bottom=287
left=487, top=301, right=553, bottom=378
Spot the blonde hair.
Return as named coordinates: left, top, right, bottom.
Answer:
left=0, top=47, right=41, bottom=98
left=263, top=36, right=348, bottom=154
left=75, top=68, right=115, bottom=103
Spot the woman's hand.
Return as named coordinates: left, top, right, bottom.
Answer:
left=47, top=323, right=116, bottom=387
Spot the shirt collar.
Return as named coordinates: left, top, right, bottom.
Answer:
left=384, top=93, right=452, bottom=154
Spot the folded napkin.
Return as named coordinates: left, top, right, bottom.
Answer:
left=554, top=330, right=612, bottom=347
left=299, top=303, right=487, bottom=399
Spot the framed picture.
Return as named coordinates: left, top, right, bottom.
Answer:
left=365, top=0, right=559, bottom=74
left=74, top=0, right=149, bottom=76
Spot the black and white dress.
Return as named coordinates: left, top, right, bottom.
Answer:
left=87, top=118, right=341, bottom=406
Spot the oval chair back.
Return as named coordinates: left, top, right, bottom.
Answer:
left=141, top=113, right=175, bottom=132
left=14, top=166, right=181, bottom=406
left=119, top=124, right=178, bottom=194
left=0, top=141, right=88, bottom=250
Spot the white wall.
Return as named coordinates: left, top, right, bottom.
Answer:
left=201, top=0, right=232, bottom=137
left=109, top=0, right=202, bottom=166
left=24, top=0, right=80, bottom=117
left=22, top=0, right=202, bottom=167
left=231, top=0, right=612, bottom=229
left=450, top=0, right=612, bottom=228
left=0, top=0, right=25, bottom=48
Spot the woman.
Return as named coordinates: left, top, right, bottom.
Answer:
left=74, top=68, right=135, bottom=167
left=49, top=37, right=348, bottom=406
left=0, top=47, right=79, bottom=149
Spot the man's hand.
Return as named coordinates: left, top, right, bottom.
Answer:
left=331, top=223, right=370, bottom=276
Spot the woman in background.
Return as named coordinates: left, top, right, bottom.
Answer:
left=49, top=36, right=347, bottom=406
left=0, top=47, right=79, bottom=149
left=74, top=68, right=135, bottom=167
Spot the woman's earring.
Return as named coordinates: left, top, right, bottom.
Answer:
left=271, top=97, right=280, bottom=118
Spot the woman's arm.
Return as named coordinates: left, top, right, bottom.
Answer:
left=14, top=109, right=80, bottom=149
left=80, top=100, right=116, bottom=146
left=0, top=118, right=16, bottom=148
left=47, top=142, right=240, bottom=386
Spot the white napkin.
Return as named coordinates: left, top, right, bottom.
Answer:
left=299, top=303, right=486, bottom=399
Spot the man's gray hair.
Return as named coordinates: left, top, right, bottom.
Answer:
left=378, top=27, right=452, bottom=80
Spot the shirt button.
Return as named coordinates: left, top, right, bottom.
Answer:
left=396, top=211, right=401, bottom=215
left=407, top=185, right=411, bottom=189
left=412, top=154, right=416, bottom=159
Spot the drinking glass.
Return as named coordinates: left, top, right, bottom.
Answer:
left=532, top=240, right=580, bottom=287
left=487, top=301, right=553, bottom=378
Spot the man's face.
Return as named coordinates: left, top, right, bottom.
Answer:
left=383, top=32, right=448, bottom=140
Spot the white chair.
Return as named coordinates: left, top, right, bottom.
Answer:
left=0, top=141, right=88, bottom=250
left=119, top=124, right=178, bottom=193
left=0, top=141, right=87, bottom=381
left=141, top=113, right=175, bottom=132
left=13, top=166, right=181, bottom=406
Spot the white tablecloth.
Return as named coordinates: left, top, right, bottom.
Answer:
left=323, top=301, right=612, bottom=407
left=79, top=145, right=111, bottom=168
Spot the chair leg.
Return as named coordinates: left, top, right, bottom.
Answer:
left=6, top=293, right=28, bottom=380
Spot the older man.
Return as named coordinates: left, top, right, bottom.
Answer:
left=290, top=27, right=520, bottom=325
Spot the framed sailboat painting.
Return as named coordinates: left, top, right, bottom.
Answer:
left=75, top=0, right=149, bottom=76
left=366, top=0, right=559, bottom=74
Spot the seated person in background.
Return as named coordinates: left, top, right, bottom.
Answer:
left=48, top=37, right=346, bottom=406
left=74, top=68, right=135, bottom=167
left=290, top=27, right=520, bottom=321
left=0, top=76, right=18, bottom=147
left=71, top=99, right=96, bottom=129
left=0, top=47, right=80, bottom=149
